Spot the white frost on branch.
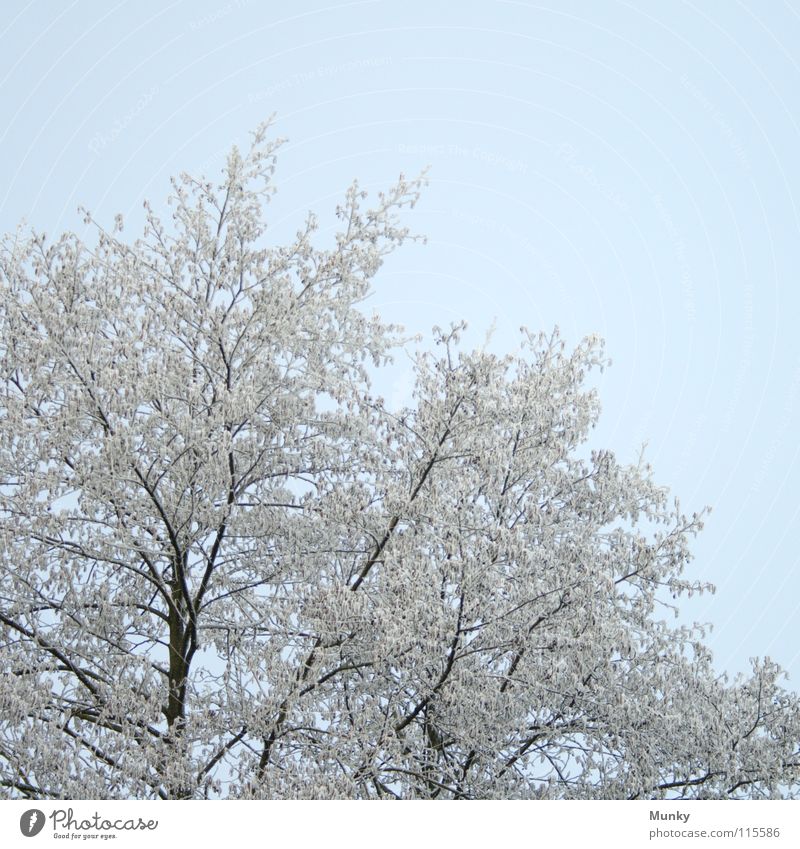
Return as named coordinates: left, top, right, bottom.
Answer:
left=0, top=121, right=798, bottom=800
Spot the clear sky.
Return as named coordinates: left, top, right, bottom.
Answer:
left=1, top=0, right=799, bottom=683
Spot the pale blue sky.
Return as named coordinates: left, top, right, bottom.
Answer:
left=2, top=0, right=799, bottom=682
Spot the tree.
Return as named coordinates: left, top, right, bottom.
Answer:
left=1, top=124, right=798, bottom=801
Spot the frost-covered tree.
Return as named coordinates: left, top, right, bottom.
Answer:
left=1, top=124, right=798, bottom=800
